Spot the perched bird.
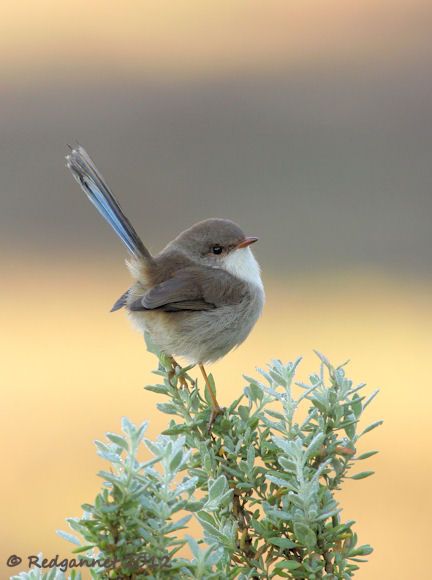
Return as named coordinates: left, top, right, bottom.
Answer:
left=66, top=146, right=264, bottom=426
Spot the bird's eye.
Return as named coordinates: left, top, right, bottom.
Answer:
left=212, top=245, right=223, bottom=255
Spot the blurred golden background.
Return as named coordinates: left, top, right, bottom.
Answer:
left=1, top=1, right=431, bottom=578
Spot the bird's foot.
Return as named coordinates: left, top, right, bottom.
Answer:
left=167, top=356, right=192, bottom=390
left=178, top=375, right=190, bottom=391
left=168, top=371, right=190, bottom=391
left=207, top=406, right=225, bottom=433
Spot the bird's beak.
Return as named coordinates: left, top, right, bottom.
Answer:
left=236, top=236, right=258, bottom=249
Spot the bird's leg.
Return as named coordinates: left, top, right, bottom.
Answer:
left=167, top=356, right=190, bottom=390
left=198, top=363, right=223, bottom=431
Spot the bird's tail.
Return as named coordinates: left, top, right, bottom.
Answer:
left=66, top=145, right=151, bottom=260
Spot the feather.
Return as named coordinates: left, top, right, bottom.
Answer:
left=129, top=269, right=219, bottom=312
left=110, top=289, right=130, bottom=312
left=66, top=146, right=151, bottom=260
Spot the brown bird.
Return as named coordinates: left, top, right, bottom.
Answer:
left=66, top=146, right=265, bottom=427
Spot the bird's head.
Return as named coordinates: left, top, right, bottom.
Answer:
left=169, top=218, right=261, bottom=286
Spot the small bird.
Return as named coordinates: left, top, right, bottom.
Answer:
left=66, top=146, right=264, bottom=426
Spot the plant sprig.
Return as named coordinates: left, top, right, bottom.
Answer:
left=12, top=351, right=381, bottom=580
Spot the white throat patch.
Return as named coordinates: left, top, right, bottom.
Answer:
left=222, top=247, right=263, bottom=289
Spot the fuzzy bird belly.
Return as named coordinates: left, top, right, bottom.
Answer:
left=128, top=288, right=264, bottom=364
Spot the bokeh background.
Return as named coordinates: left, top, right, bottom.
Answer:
left=1, top=1, right=431, bottom=578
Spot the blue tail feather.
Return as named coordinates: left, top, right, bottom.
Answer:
left=66, top=146, right=151, bottom=260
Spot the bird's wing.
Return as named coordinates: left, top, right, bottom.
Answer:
left=129, top=267, right=244, bottom=312
left=110, top=289, right=130, bottom=312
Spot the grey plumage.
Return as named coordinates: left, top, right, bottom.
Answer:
left=66, top=146, right=264, bottom=365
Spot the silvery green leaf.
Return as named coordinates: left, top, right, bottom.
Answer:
left=272, top=435, right=294, bottom=454
left=99, top=503, right=119, bottom=513
left=175, top=476, right=198, bottom=495
left=97, top=471, right=121, bottom=485
left=363, top=389, right=379, bottom=409
left=106, top=432, right=128, bottom=451
left=265, top=508, right=294, bottom=522
left=347, top=382, right=367, bottom=396
left=185, top=534, right=201, bottom=559
left=204, top=546, right=224, bottom=566
left=268, top=537, right=298, bottom=549
left=203, top=499, right=222, bottom=512
left=96, top=450, right=122, bottom=463
left=305, top=432, right=325, bottom=458
left=310, top=397, right=328, bottom=413
left=264, top=409, right=285, bottom=420
left=273, top=560, right=302, bottom=571
left=196, top=510, right=218, bottom=528
left=293, top=522, right=316, bottom=548
left=350, top=544, right=374, bottom=556
left=344, top=422, right=356, bottom=439
left=185, top=500, right=203, bottom=511
left=218, top=489, right=234, bottom=507
left=266, top=475, right=297, bottom=491
left=356, top=450, right=379, bottom=460
left=121, top=416, right=136, bottom=437
left=157, top=402, right=179, bottom=415
left=350, top=471, right=375, bottom=480
left=316, top=508, right=340, bottom=521
left=139, top=495, right=158, bottom=511
left=278, top=456, right=297, bottom=472
left=247, top=445, right=255, bottom=470
left=351, top=394, right=362, bottom=418
left=167, top=514, right=192, bottom=532
left=56, top=529, right=81, bottom=546
left=257, top=367, right=274, bottom=385
left=237, top=404, right=249, bottom=421
left=226, top=394, right=245, bottom=414
left=313, top=350, right=332, bottom=369
left=94, top=440, right=110, bottom=453
left=163, top=424, right=191, bottom=435
left=144, top=384, right=168, bottom=394
left=196, top=513, right=227, bottom=544
left=169, top=449, right=185, bottom=472
left=269, top=369, right=287, bottom=387
left=360, top=420, right=383, bottom=436
left=144, top=438, right=162, bottom=456
left=135, top=421, right=148, bottom=443
left=208, top=475, right=227, bottom=501
left=66, top=517, right=86, bottom=532
left=244, top=382, right=263, bottom=402
left=72, top=544, right=94, bottom=554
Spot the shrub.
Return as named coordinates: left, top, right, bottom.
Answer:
left=12, top=348, right=381, bottom=579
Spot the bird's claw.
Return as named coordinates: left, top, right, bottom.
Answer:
left=207, top=406, right=225, bottom=433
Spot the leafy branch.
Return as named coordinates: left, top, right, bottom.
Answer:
left=12, top=350, right=381, bottom=580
